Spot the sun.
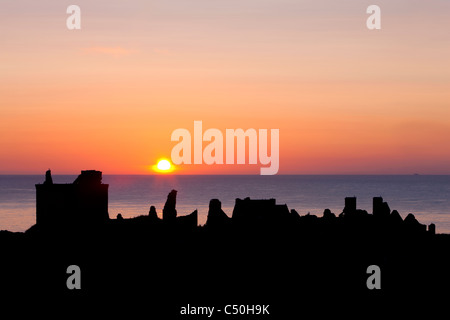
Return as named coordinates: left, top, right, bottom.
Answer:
left=157, top=159, right=171, bottom=171
left=152, top=159, right=175, bottom=173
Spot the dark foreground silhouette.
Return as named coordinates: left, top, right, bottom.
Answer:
left=1, top=170, right=450, bottom=317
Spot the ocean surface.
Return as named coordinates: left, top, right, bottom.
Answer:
left=1, top=175, right=450, bottom=233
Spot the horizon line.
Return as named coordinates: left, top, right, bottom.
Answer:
left=1, top=173, right=449, bottom=176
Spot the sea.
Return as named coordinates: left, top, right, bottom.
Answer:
left=1, top=175, right=450, bottom=234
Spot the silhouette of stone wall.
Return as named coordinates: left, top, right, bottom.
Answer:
left=206, top=199, right=230, bottom=228
left=344, top=197, right=357, bottom=214
left=231, top=197, right=290, bottom=226
left=35, top=170, right=109, bottom=228
left=373, top=196, right=390, bottom=219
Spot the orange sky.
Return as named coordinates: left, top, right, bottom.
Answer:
left=1, top=1, right=450, bottom=174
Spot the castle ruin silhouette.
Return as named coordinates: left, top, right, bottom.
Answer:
left=35, top=170, right=109, bottom=228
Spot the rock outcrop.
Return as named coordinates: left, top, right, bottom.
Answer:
left=162, top=189, right=177, bottom=223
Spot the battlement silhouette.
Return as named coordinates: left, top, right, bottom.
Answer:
left=35, top=170, right=109, bottom=228
left=32, top=169, right=435, bottom=237
left=107, top=187, right=433, bottom=240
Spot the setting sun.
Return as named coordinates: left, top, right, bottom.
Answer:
left=157, top=159, right=171, bottom=171
left=152, top=159, right=175, bottom=173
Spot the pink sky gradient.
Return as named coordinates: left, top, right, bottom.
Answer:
left=1, top=0, right=450, bottom=174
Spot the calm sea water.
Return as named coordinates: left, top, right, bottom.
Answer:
left=1, top=175, right=450, bottom=233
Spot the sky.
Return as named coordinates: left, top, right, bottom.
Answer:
left=1, top=0, right=450, bottom=174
